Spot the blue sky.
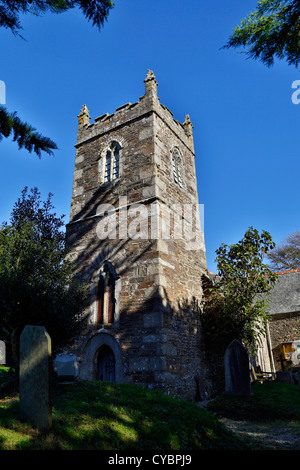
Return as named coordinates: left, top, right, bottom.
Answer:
left=0, top=0, right=299, bottom=272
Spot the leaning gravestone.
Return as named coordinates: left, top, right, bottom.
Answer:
left=19, top=326, right=52, bottom=432
left=224, top=339, right=251, bottom=396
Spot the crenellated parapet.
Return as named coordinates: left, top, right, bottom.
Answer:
left=76, top=71, right=195, bottom=154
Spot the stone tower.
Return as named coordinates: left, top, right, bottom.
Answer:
left=66, top=71, right=209, bottom=400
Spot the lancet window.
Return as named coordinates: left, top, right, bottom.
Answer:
left=99, top=141, right=121, bottom=184
left=171, top=147, right=183, bottom=188
left=96, top=262, right=117, bottom=326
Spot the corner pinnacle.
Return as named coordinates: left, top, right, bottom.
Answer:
left=78, top=104, right=91, bottom=127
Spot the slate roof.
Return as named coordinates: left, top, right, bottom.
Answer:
left=267, top=269, right=300, bottom=315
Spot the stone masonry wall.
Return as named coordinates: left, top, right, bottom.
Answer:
left=66, top=71, right=209, bottom=400
left=269, top=312, right=300, bottom=371
left=265, top=271, right=300, bottom=371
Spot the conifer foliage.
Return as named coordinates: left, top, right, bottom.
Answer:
left=0, top=0, right=114, bottom=37
left=0, top=106, right=57, bottom=157
left=224, top=0, right=300, bottom=68
left=0, top=0, right=114, bottom=156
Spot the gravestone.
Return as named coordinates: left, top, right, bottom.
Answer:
left=194, top=374, right=211, bottom=402
left=276, top=370, right=294, bottom=384
left=296, top=369, right=300, bottom=390
left=55, top=353, right=79, bottom=382
left=19, top=326, right=52, bottom=432
left=0, top=340, right=5, bottom=364
left=224, top=339, right=251, bottom=396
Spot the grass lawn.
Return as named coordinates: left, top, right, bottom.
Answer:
left=0, top=370, right=250, bottom=450
left=1, top=365, right=299, bottom=451
left=207, top=381, right=300, bottom=421
left=0, top=366, right=12, bottom=386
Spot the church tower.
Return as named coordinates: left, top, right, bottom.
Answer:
left=66, top=71, right=209, bottom=400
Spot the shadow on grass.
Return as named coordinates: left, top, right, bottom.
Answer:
left=207, top=382, right=300, bottom=422
left=0, top=381, right=252, bottom=450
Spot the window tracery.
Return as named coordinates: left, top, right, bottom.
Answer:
left=99, top=141, right=121, bottom=184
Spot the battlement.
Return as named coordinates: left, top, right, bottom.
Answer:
left=76, top=71, right=194, bottom=154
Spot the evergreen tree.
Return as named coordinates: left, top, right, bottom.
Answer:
left=224, top=0, right=300, bottom=68
left=0, top=187, right=87, bottom=369
left=0, top=1, right=114, bottom=37
left=0, top=106, right=57, bottom=157
left=0, top=0, right=114, bottom=156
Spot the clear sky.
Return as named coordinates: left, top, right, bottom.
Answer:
left=1, top=0, right=299, bottom=273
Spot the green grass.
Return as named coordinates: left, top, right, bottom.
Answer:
left=2, top=365, right=299, bottom=450
left=0, top=366, right=12, bottom=386
left=207, top=381, right=300, bottom=421
left=0, top=375, right=250, bottom=450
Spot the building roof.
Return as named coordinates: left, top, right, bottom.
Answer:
left=267, top=269, right=300, bottom=315
left=205, top=268, right=300, bottom=316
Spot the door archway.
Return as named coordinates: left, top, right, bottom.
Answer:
left=96, top=345, right=116, bottom=382
left=79, top=331, right=124, bottom=382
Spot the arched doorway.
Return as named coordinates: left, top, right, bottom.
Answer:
left=96, top=345, right=116, bottom=382
left=79, top=331, right=124, bottom=382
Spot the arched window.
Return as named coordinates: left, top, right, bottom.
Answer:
left=99, top=141, right=121, bottom=184
left=171, top=147, right=183, bottom=188
left=96, top=262, right=117, bottom=325
left=96, top=276, right=105, bottom=324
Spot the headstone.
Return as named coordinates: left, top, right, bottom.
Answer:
left=276, top=370, right=294, bottom=384
left=224, top=339, right=251, bottom=396
left=296, top=369, right=300, bottom=390
left=19, top=326, right=52, bottom=432
left=55, top=353, right=79, bottom=381
left=0, top=340, right=5, bottom=364
left=194, top=374, right=210, bottom=401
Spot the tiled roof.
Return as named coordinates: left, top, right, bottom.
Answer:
left=275, top=268, right=300, bottom=275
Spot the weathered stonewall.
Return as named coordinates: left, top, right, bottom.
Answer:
left=65, top=70, right=209, bottom=400
left=19, top=326, right=52, bottom=432
left=224, top=339, right=251, bottom=396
